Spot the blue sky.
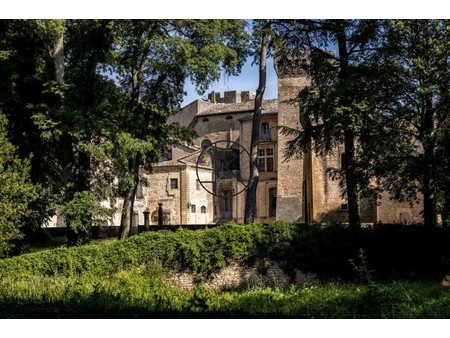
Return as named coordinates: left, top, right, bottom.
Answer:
left=182, top=56, right=278, bottom=107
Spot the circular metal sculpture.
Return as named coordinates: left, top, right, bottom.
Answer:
left=195, top=140, right=250, bottom=198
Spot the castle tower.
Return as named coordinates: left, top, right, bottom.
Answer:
left=274, top=50, right=309, bottom=222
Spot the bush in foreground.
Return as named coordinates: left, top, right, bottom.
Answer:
left=1, top=222, right=449, bottom=283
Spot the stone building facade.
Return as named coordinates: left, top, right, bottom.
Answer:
left=46, top=52, right=424, bottom=227
left=139, top=51, right=423, bottom=225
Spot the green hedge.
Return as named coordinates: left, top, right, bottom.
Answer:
left=0, top=223, right=261, bottom=280
left=1, top=222, right=449, bottom=282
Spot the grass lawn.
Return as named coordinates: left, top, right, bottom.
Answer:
left=0, top=268, right=448, bottom=318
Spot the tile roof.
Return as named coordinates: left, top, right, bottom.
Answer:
left=238, top=111, right=278, bottom=122
left=152, top=159, right=185, bottom=167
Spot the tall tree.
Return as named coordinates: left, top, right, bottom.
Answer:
left=109, top=20, right=249, bottom=238
left=30, top=20, right=120, bottom=242
left=0, top=112, right=38, bottom=257
left=276, top=20, right=382, bottom=227
left=0, top=20, right=120, bottom=242
left=0, top=20, right=65, bottom=235
left=370, top=20, right=450, bottom=227
left=244, top=20, right=270, bottom=224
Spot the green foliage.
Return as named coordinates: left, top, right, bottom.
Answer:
left=275, top=20, right=385, bottom=227
left=257, top=221, right=297, bottom=259
left=369, top=20, right=450, bottom=226
left=349, top=248, right=375, bottom=284
left=2, top=222, right=449, bottom=283
left=60, top=191, right=115, bottom=245
left=0, top=112, right=38, bottom=257
left=0, top=272, right=448, bottom=318
left=0, top=223, right=258, bottom=279
left=0, top=221, right=450, bottom=318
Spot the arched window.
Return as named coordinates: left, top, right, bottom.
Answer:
left=191, top=204, right=196, bottom=213
left=201, top=206, right=206, bottom=214
left=261, top=122, right=270, bottom=141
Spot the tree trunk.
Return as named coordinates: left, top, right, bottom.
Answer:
left=421, top=88, right=437, bottom=227
left=118, top=38, right=142, bottom=239
left=422, top=141, right=437, bottom=227
left=244, top=27, right=268, bottom=225
left=53, top=35, right=64, bottom=85
left=344, top=129, right=361, bottom=228
left=337, top=23, right=361, bottom=228
left=118, top=187, right=133, bottom=239
left=118, top=155, right=140, bottom=239
left=423, top=183, right=436, bottom=227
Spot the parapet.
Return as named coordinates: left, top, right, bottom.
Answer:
left=208, top=90, right=256, bottom=104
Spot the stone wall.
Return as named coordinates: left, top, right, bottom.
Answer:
left=377, top=190, right=424, bottom=224
left=145, top=165, right=183, bottom=225
left=187, top=166, right=214, bottom=224
left=310, top=150, right=350, bottom=223
left=169, top=259, right=319, bottom=291
left=274, top=51, right=309, bottom=223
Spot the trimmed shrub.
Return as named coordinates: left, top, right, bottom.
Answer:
left=0, top=222, right=449, bottom=283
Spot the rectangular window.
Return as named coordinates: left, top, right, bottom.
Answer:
left=224, top=190, right=232, bottom=213
left=196, top=179, right=200, bottom=190
left=258, top=158, right=266, bottom=172
left=266, top=158, right=274, bottom=172
left=170, top=178, right=178, bottom=189
left=261, top=122, right=270, bottom=141
left=269, top=188, right=277, bottom=217
left=257, top=147, right=274, bottom=172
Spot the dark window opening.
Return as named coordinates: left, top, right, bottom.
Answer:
left=201, top=206, right=206, bottom=214
left=223, top=190, right=232, bottom=213
left=257, top=147, right=274, bottom=172
left=269, top=188, right=277, bottom=217
left=267, top=158, right=274, bottom=172
left=258, top=158, right=266, bottom=172
left=340, top=203, right=348, bottom=211
left=191, top=204, right=196, bottom=213
left=261, top=122, right=270, bottom=141
left=170, top=178, right=178, bottom=189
